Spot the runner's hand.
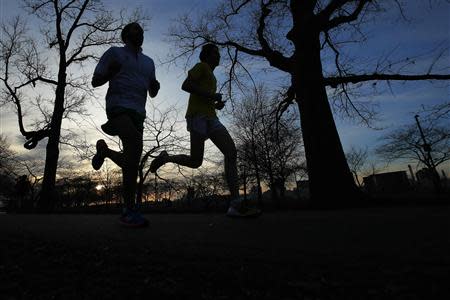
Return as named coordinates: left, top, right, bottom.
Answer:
left=149, top=79, right=160, bottom=98
left=215, top=100, right=225, bottom=110
left=210, top=93, right=222, bottom=103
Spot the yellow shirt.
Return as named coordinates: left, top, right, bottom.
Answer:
left=185, top=62, right=217, bottom=118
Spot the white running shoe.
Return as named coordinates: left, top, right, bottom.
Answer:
left=226, top=197, right=261, bottom=218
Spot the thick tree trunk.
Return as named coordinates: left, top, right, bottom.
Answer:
left=37, top=70, right=66, bottom=211
left=293, top=35, right=362, bottom=207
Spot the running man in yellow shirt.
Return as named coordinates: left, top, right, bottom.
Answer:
left=150, top=44, right=260, bottom=217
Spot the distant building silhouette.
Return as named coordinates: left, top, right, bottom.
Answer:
left=416, top=168, right=439, bottom=183
left=363, top=171, right=410, bottom=194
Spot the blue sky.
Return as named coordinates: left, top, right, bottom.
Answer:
left=1, top=0, right=449, bottom=176
left=330, top=0, right=449, bottom=170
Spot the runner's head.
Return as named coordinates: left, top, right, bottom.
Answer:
left=200, top=44, right=220, bottom=68
left=121, top=23, right=144, bottom=48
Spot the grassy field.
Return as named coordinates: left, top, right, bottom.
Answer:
left=1, top=205, right=449, bottom=299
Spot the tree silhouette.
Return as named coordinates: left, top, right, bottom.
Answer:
left=137, top=102, right=184, bottom=205
left=0, top=135, right=15, bottom=174
left=0, top=134, right=44, bottom=207
left=345, top=146, right=368, bottom=187
left=233, top=86, right=304, bottom=207
left=0, top=0, right=148, bottom=210
left=97, top=163, right=122, bottom=207
left=376, top=117, right=450, bottom=192
left=168, top=0, right=450, bottom=205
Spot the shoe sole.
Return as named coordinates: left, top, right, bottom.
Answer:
left=92, top=140, right=108, bottom=170
left=92, top=154, right=104, bottom=170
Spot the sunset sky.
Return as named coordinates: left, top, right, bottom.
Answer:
left=0, top=0, right=449, bottom=178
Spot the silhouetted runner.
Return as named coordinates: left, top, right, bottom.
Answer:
left=149, top=44, right=260, bottom=218
left=91, top=23, right=160, bottom=227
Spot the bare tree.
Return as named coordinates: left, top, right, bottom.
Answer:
left=0, top=134, right=15, bottom=174
left=237, top=140, right=262, bottom=204
left=376, top=118, right=449, bottom=192
left=361, top=160, right=386, bottom=179
left=97, top=164, right=122, bottom=206
left=57, top=174, right=96, bottom=208
left=0, top=0, right=149, bottom=210
left=137, top=102, right=185, bottom=205
left=345, top=146, right=368, bottom=187
left=233, top=86, right=304, bottom=207
left=0, top=134, right=44, bottom=204
left=0, top=135, right=18, bottom=202
left=233, top=90, right=266, bottom=205
left=376, top=125, right=450, bottom=169
left=168, top=0, right=450, bottom=205
left=182, top=170, right=228, bottom=207
left=418, top=101, right=450, bottom=124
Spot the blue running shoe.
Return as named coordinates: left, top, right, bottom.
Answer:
left=120, top=209, right=149, bottom=228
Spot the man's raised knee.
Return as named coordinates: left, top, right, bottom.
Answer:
left=189, top=160, right=203, bottom=169
left=190, top=159, right=203, bottom=168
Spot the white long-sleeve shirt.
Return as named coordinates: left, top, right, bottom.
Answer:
left=94, top=45, right=156, bottom=116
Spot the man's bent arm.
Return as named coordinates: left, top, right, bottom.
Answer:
left=92, top=73, right=109, bottom=87
left=92, top=57, right=121, bottom=88
left=182, top=76, right=215, bottom=101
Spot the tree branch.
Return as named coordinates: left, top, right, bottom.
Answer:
left=64, top=0, right=90, bottom=50
left=14, top=76, right=58, bottom=90
left=319, top=0, right=351, bottom=21
left=320, top=0, right=372, bottom=32
left=324, top=73, right=450, bottom=87
left=52, top=0, right=65, bottom=50
left=60, top=0, right=78, bottom=13
left=223, top=0, right=252, bottom=25
left=255, top=0, right=291, bottom=72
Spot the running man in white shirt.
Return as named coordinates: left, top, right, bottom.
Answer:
left=91, top=23, right=159, bottom=227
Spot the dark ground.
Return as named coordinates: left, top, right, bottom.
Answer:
left=1, top=205, right=449, bottom=300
